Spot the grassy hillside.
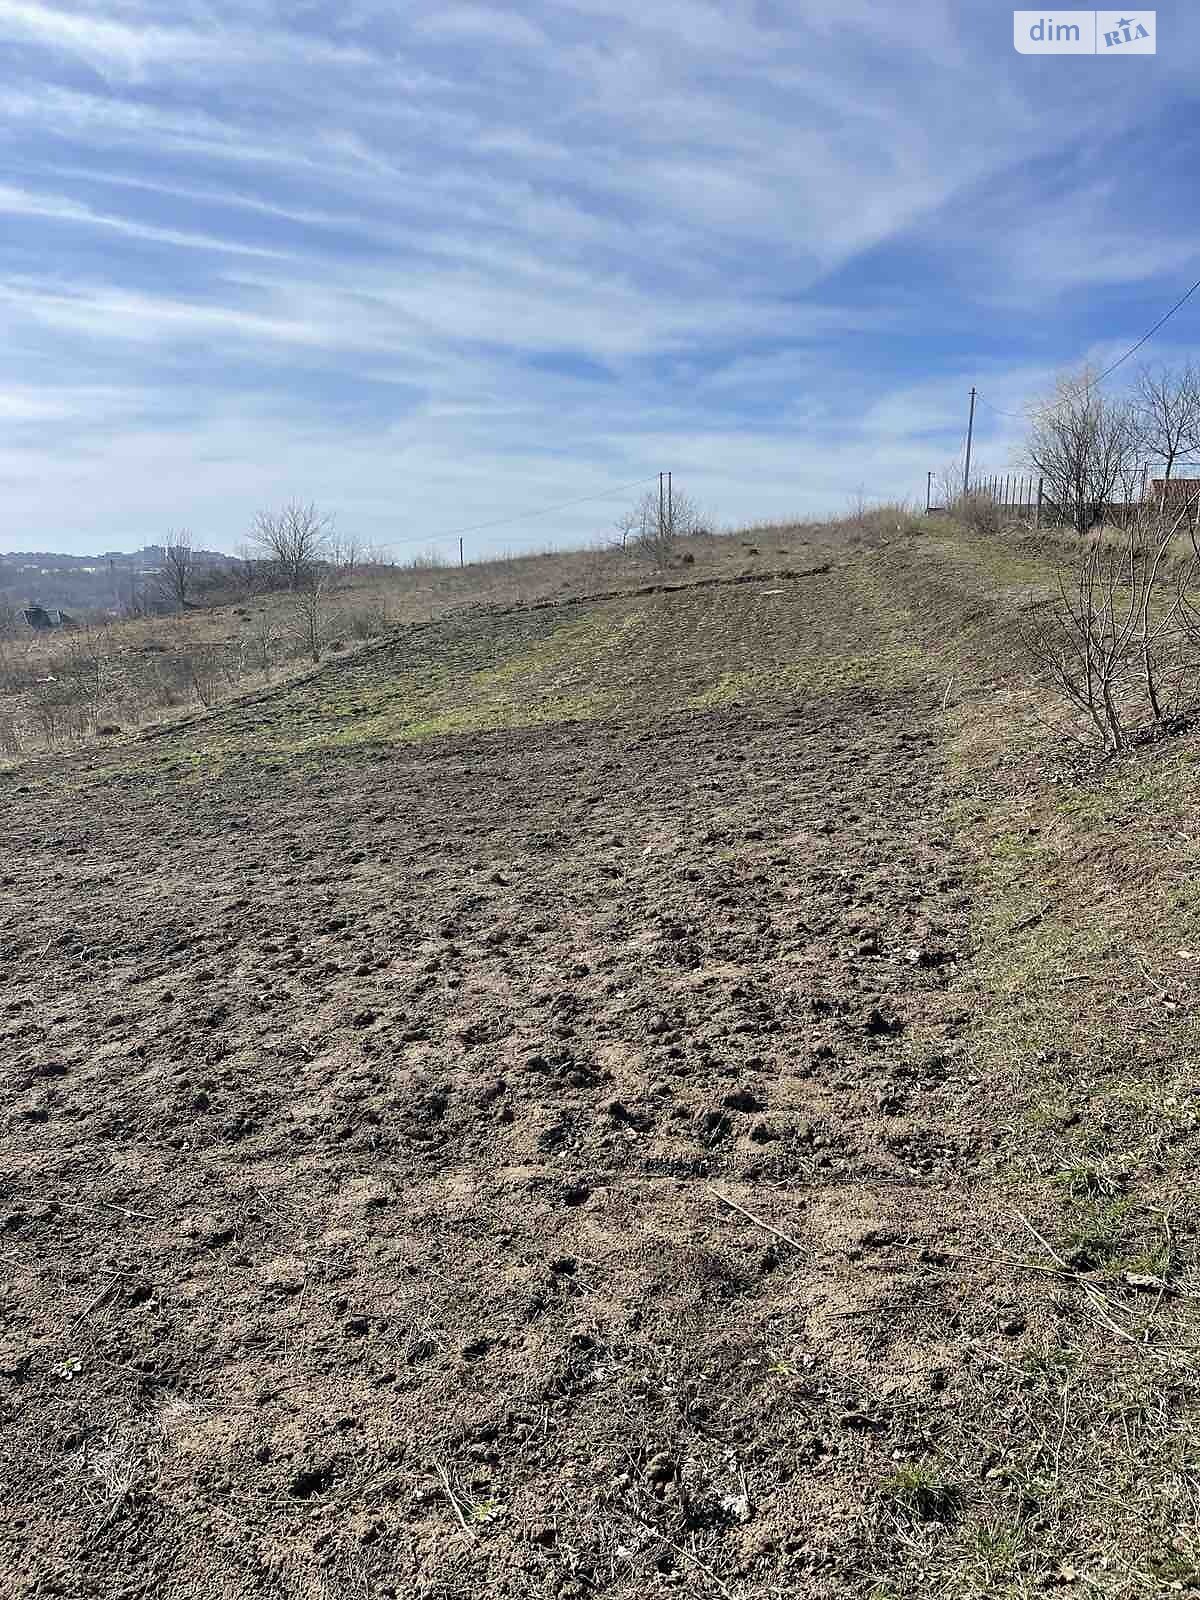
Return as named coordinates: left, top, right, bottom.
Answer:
left=0, top=517, right=884, bottom=758
left=1, top=513, right=1197, bottom=1598
left=72, top=522, right=1044, bottom=781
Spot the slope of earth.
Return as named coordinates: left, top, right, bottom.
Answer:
left=1, top=526, right=1198, bottom=1599
left=0, top=516, right=875, bottom=758
left=85, top=530, right=1025, bottom=779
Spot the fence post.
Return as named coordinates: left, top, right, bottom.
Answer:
left=1035, top=477, right=1044, bottom=529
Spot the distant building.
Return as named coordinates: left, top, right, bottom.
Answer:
left=22, top=607, right=75, bottom=630
left=1152, top=478, right=1200, bottom=510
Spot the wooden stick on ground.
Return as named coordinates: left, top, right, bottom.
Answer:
left=708, top=1188, right=804, bottom=1252
left=431, top=1461, right=475, bottom=1540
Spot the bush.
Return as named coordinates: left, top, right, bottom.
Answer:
left=1020, top=505, right=1200, bottom=751
left=614, top=485, right=708, bottom=568
left=342, top=603, right=393, bottom=641
left=954, top=492, right=1003, bottom=536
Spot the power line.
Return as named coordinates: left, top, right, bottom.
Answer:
left=1090, top=272, right=1200, bottom=383
left=974, top=393, right=1024, bottom=420
left=975, top=269, right=1200, bottom=421
left=397, top=475, right=660, bottom=549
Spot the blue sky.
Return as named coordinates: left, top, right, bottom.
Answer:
left=1, top=1, right=1197, bottom=556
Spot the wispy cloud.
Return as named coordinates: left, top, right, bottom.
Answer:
left=0, top=0, right=383, bottom=77
left=420, top=4, right=548, bottom=49
left=1, top=1, right=1198, bottom=554
left=0, top=182, right=291, bottom=256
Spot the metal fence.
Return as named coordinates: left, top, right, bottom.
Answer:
left=967, top=473, right=1042, bottom=520
left=925, top=471, right=1045, bottom=522
left=930, top=467, right=1200, bottom=528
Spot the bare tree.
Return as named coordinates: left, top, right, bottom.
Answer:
left=614, top=484, right=707, bottom=568
left=251, top=614, right=282, bottom=679
left=363, top=539, right=395, bottom=568
left=184, top=646, right=219, bottom=707
left=1025, top=371, right=1138, bottom=535
left=286, top=575, right=336, bottom=664
left=934, top=463, right=965, bottom=510
left=613, top=490, right=661, bottom=557
left=250, top=501, right=332, bottom=590
left=60, top=624, right=111, bottom=722
left=1020, top=502, right=1200, bottom=752
left=27, top=625, right=110, bottom=744
left=328, top=528, right=363, bottom=581
left=154, top=529, right=196, bottom=614
left=1133, top=363, right=1200, bottom=495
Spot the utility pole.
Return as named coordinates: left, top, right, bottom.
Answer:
left=459, top=537, right=464, bottom=568
left=925, top=470, right=932, bottom=514
left=963, top=386, right=977, bottom=497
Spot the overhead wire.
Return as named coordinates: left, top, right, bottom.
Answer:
left=974, top=271, right=1200, bottom=421
left=385, top=474, right=662, bottom=550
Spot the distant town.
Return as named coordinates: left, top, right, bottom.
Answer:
left=0, top=545, right=227, bottom=615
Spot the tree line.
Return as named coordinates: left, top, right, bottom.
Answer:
left=1016, top=363, right=1200, bottom=536
left=142, top=503, right=383, bottom=618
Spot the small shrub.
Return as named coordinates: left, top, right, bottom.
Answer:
left=838, top=499, right=924, bottom=540
left=342, top=603, right=392, bottom=641
left=285, top=577, right=336, bottom=664
left=0, top=659, right=39, bottom=694
left=955, top=491, right=1003, bottom=536
left=1020, top=504, right=1200, bottom=751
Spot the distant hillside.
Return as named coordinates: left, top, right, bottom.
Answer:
left=0, top=546, right=228, bottom=612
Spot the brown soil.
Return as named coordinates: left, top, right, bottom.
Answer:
left=0, top=672, right=1039, bottom=1600
left=4, top=529, right=1195, bottom=1599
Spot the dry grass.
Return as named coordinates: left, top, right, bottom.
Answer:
left=896, top=679, right=1200, bottom=1597
left=0, top=517, right=872, bottom=759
